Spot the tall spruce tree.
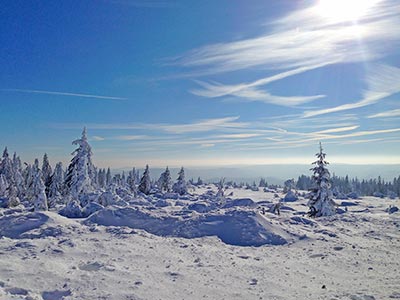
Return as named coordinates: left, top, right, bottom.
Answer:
left=0, top=147, right=13, bottom=184
left=48, top=162, right=64, bottom=199
left=127, top=167, right=137, bottom=195
left=0, top=174, right=8, bottom=197
left=42, top=153, right=53, bottom=188
left=32, top=171, right=48, bottom=211
left=64, top=127, right=96, bottom=197
left=173, top=167, right=187, bottom=195
left=158, top=167, right=172, bottom=193
left=307, top=143, right=336, bottom=217
left=12, top=152, right=25, bottom=197
left=138, top=165, right=151, bottom=195
left=106, top=168, right=112, bottom=187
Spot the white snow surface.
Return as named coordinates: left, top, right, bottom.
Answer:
left=0, top=186, right=399, bottom=300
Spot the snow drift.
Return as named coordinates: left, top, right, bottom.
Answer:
left=85, top=206, right=288, bottom=246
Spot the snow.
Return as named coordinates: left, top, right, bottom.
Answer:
left=85, top=206, right=289, bottom=247
left=0, top=186, right=399, bottom=299
left=283, top=190, right=298, bottom=202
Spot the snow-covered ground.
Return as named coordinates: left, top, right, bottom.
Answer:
left=0, top=187, right=399, bottom=300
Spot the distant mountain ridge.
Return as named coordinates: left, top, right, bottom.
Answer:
left=113, top=164, right=400, bottom=185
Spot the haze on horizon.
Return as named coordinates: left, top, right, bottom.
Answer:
left=1, top=0, right=399, bottom=168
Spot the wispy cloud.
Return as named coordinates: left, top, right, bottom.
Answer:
left=114, top=135, right=148, bottom=141
left=161, top=0, right=400, bottom=117
left=303, top=64, right=400, bottom=117
left=52, top=116, right=249, bottom=134
left=265, top=127, right=400, bottom=147
left=213, top=133, right=263, bottom=139
left=158, top=116, right=247, bottom=134
left=91, top=136, right=106, bottom=141
left=314, top=125, right=359, bottom=134
left=0, top=88, right=127, bottom=100
left=167, top=1, right=400, bottom=74
left=200, top=143, right=215, bottom=148
left=190, top=63, right=328, bottom=106
left=367, top=108, right=400, bottom=118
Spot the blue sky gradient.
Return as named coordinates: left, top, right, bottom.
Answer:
left=1, top=0, right=399, bottom=168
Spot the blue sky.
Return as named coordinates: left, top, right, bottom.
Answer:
left=0, top=0, right=399, bottom=168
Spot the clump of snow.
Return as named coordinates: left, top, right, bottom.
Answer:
left=347, top=191, right=360, bottom=199
left=387, top=206, right=399, bottom=214
left=283, top=190, right=298, bottom=202
left=340, top=201, right=359, bottom=207
left=373, top=191, right=385, bottom=198
left=82, top=202, right=104, bottom=217
left=223, top=198, right=255, bottom=208
left=187, top=202, right=214, bottom=213
left=0, top=212, right=49, bottom=239
left=59, top=199, right=83, bottom=218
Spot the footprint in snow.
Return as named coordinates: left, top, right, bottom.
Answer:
left=4, top=287, right=29, bottom=296
left=249, top=279, right=258, bottom=285
left=79, top=262, right=104, bottom=271
left=165, top=272, right=182, bottom=281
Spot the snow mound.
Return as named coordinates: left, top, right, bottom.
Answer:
left=347, top=192, right=361, bottom=199
left=283, top=190, right=298, bottom=202
left=59, top=199, right=83, bottom=218
left=85, top=206, right=288, bottom=246
left=0, top=211, right=67, bottom=239
left=82, top=202, right=104, bottom=217
left=187, top=202, right=214, bottom=213
left=223, top=198, right=255, bottom=208
left=0, top=212, right=49, bottom=239
left=387, top=206, right=399, bottom=214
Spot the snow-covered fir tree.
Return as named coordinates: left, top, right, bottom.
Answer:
left=259, top=178, right=267, bottom=188
left=283, top=178, right=295, bottom=193
left=42, top=153, right=53, bottom=188
left=173, top=167, right=187, bottom=195
left=48, top=162, right=64, bottom=199
left=23, top=163, right=33, bottom=195
left=135, top=169, right=140, bottom=184
left=106, top=168, right=112, bottom=187
left=12, top=152, right=22, bottom=171
left=216, top=178, right=225, bottom=200
left=12, top=152, right=25, bottom=197
left=158, top=167, right=172, bottom=193
left=307, top=143, right=336, bottom=217
left=97, top=168, right=106, bottom=189
left=7, top=184, right=20, bottom=207
left=64, top=127, right=96, bottom=197
left=24, top=159, right=41, bottom=200
left=0, top=174, right=8, bottom=197
left=33, top=158, right=40, bottom=173
left=121, top=171, right=126, bottom=185
left=32, top=171, right=48, bottom=211
left=0, top=147, right=13, bottom=183
left=138, top=165, right=151, bottom=195
left=127, top=167, right=137, bottom=195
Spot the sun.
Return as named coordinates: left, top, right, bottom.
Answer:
left=315, top=0, right=378, bottom=22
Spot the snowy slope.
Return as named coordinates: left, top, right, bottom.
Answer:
left=0, top=187, right=399, bottom=300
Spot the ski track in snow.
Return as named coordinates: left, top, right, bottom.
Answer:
left=0, top=187, right=399, bottom=300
